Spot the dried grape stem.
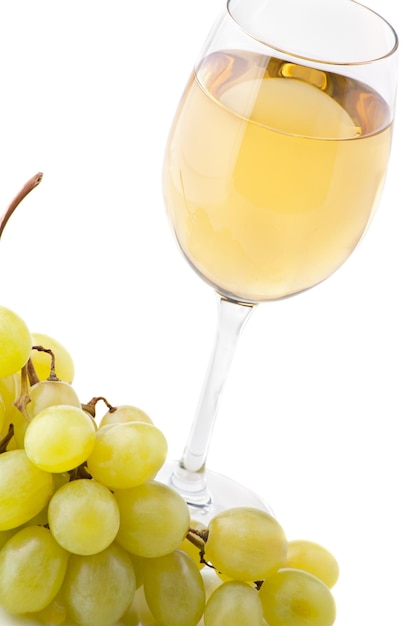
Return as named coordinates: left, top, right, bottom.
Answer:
left=13, top=364, right=32, bottom=422
left=187, top=527, right=209, bottom=545
left=186, top=527, right=212, bottom=566
left=82, top=397, right=116, bottom=418
left=0, top=424, right=14, bottom=454
left=68, top=462, right=92, bottom=481
left=32, top=345, right=59, bottom=381
left=186, top=530, right=207, bottom=551
left=26, top=358, right=40, bottom=386
left=0, top=172, right=43, bottom=239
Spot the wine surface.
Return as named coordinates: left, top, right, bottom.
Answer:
left=163, top=50, right=392, bottom=302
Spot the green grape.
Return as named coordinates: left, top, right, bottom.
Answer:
left=0, top=449, right=54, bottom=530
left=205, top=507, right=288, bottom=582
left=204, top=580, right=264, bottom=626
left=0, top=525, right=69, bottom=614
left=286, top=540, right=339, bottom=589
left=48, top=479, right=120, bottom=555
left=31, top=332, right=75, bottom=383
left=26, top=379, right=81, bottom=419
left=100, top=404, right=153, bottom=427
left=179, top=519, right=207, bottom=570
left=24, top=404, right=96, bottom=472
left=144, top=549, right=205, bottom=626
left=61, top=542, right=136, bottom=626
left=0, top=305, right=32, bottom=377
left=259, top=568, right=336, bottom=626
left=115, top=480, right=190, bottom=557
left=87, top=421, right=168, bottom=490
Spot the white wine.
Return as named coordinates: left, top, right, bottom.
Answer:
left=163, top=50, right=392, bottom=302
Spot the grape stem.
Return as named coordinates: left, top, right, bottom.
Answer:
left=26, top=358, right=40, bottom=386
left=68, top=461, right=93, bottom=481
left=0, top=424, right=14, bottom=454
left=31, top=345, right=59, bottom=382
left=14, top=364, right=32, bottom=422
left=186, top=527, right=211, bottom=566
left=82, top=397, right=116, bottom=418
left=0, top=172, right=43, bottom=239
left=186, top=527, right=209, bottom=550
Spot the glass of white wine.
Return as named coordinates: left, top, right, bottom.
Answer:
left=158, top=0, right=398, bottom=517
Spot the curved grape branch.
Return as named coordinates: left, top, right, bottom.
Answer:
left=0, top=172, right=43, bottom=239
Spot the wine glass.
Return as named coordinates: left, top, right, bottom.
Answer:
left=158, top=0, right=398, bottom=519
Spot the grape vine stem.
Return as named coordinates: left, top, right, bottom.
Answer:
left=0, top=172, right=43, bottom=239
left=0, top=424, right=14, bottom=454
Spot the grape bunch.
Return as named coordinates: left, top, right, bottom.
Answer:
left=0, top=302, right=339, bottom=626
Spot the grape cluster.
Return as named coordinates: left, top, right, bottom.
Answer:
left=0, top=303, right=339, bottom=626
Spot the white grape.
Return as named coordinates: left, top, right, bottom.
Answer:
left=62, top=542, right=136, bottom=626
left=285, top=539, right=339, bottom=588
left=0, top=449, right=54, bottom=530
left=24, top=404, right=96, bottom=472
left=100, top=404, right=153, bottom=427
left=144, top=549, right=205, bottom=626
left=26, top=379, right=81, bottom=419
left=0, top=525, right=68, bottom=614
left=205, top=507, right=288, bottom=581
left=0, top=305, right=32, bottom=378
left=48, top=479, right=120, bottom=555
left=115, top=480, right=190, bottom=557
left=259, top=568, right=336, bottom=626
left=204, top=580, right=264, bottom=626
left=87, top=421, right=167, bottom=489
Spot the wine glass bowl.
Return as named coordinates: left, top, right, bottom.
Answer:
left=159, top=0, right=398, bottom=517
left=163, top=0, right=398, bottom=305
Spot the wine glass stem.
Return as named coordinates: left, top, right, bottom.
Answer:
left=171, top=296, right=254, bottom=505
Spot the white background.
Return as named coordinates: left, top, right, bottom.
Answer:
left=0, top=1, right=417, bottom=625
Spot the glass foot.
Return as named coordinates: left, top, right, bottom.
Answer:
left=156, top=459, right=274, bottom=522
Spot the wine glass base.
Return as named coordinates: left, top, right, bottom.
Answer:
left=156, top=459, right=274, bottom=522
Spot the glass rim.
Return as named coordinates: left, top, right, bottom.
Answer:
left=226, top=0, right=399, bottom=66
